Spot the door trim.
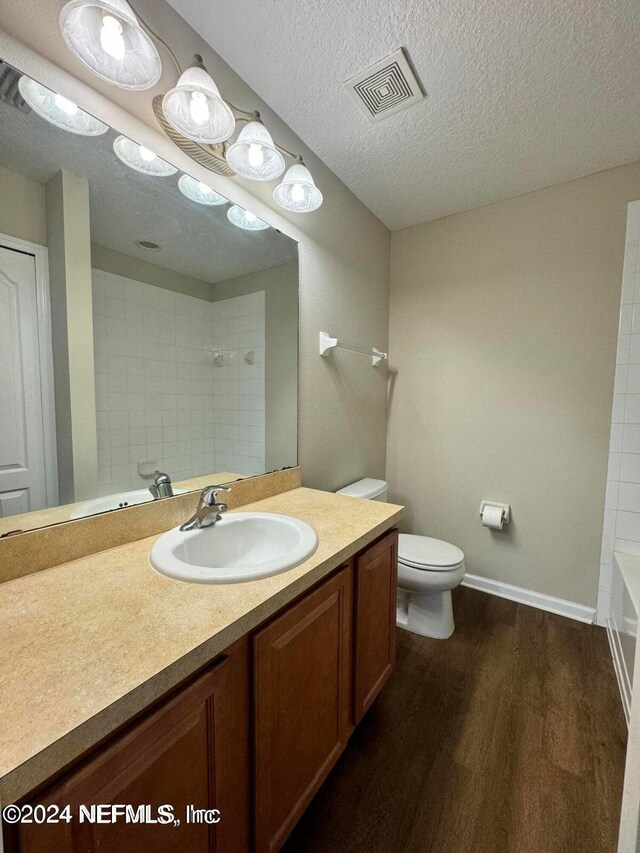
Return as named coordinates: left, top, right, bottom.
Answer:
left=0, top=234, right=58, bottom=509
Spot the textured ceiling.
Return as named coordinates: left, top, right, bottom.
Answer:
left=0, top=76, right=296, bottom=283
left=167, top=0, right=640, bottom=229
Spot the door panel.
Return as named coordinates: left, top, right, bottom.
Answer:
left=0, top=246, right=48, bottom=517
left=353, top=530, right=398, bottom=723
left=254, top=566, right=352, bottom=853
left=0, top=489, right=30, bottom=519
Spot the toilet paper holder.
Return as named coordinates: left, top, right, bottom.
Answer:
left=478, top=501, right=511, bottom=526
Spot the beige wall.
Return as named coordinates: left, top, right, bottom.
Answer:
left=91, top=243, right=219, bottom=301
left=0, top=0, right=390, bottom=492
left=211, top=263, right=298, bottom=472
left=46, top=170, right=98, bottom=503
left=388, top=161, right=640, bottom=607
left=0, top=163, right=46, bottom=246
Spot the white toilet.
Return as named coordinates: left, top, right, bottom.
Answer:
left=336, top=479, right=465, bottom=639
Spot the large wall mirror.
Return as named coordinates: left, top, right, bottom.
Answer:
left=0, top=60, right=298, bottom=535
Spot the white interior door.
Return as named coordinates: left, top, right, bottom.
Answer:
left=0, top=245, right=49, bottom=518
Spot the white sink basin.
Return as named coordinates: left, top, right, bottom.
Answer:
left=149, top=512, right=318, bottom=584
left=70, top=488, right=187, bottom=519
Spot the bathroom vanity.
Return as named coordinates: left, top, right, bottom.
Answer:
left=0, top=478, right=402, bottom=853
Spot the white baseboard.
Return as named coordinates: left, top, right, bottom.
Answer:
left=461, top=573, right=596, bottom=624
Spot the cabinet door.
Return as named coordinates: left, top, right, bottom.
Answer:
left=254, top=565, right=352, bottom=853
left=13, top=641, right=250, bottom=853
left=353, top=529, right=398, bottom=724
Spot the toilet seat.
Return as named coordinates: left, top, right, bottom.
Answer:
left=398, top=534, right=464, bottom=571
left=336, top=479, right=466, bottom=639
left=397, top=536, right=466, bottom=639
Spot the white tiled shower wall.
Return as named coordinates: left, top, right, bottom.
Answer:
left=92, top=269, right=265, bottom=495
left=599, top=201, right=640, bottom=624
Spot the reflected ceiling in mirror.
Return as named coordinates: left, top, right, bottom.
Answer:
left=0, top=61, right=299, bottom=536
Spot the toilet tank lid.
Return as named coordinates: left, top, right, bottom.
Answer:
left=336, top=478, right=388, bottom=500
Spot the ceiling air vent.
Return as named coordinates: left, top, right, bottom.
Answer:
left=0, top=61, right=30, bottom=114
left=344, top=48, right=424, bottom=121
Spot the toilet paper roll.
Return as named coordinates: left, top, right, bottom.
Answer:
left=481, top=504, right=504, bottom=530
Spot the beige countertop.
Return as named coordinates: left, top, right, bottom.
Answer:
left=0, top=487, right=402, bottom=804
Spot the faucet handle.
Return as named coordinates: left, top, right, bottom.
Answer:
left=179, top=485, right=232, bottom=532
left=200, top=484, right=232, bottom=507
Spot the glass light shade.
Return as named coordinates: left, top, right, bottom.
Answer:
left=178, top=174, right=227, bottom=206
left=162, top=66, right=235, bottom=144
left=18, top=76, right=108, bottom=136
left=227, top=205, right=269, bottom=231
left=226, top=121, right=285, bottom=181
left=273, top=163, right=323, bottom=213
left=113, top=135, right=177, bottom=176
left=59, top=0, right=162, bottom=91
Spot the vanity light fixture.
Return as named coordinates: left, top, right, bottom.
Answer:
left=59, top=0, right=162, bottom=90
left=273, top=162, right=323, bottom=213
left=58, top=2, right=324, bottom=211
left=226, top=121, right=285, bottom=182
left=227, top=205, right=270, bottom=231
left=17, top=76, right=109, bottom=136
left=113, top=135, right=178, bottom=176
left=162, top=55, right=235, bottom=145
left=178, top=174, right=227, bottom=206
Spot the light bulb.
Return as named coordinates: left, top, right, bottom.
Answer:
left=272, top=163, right=323, bottom=212
left=227, top=204, right=270, bottom=230
left=18, top=75, right=108, bottom=136
left=59, top=0, right=161, bottom=90
left=161, top=62, right=235, bottom=143
left=100, top=14, right=125, bottom=60
left=54, top=93, right=78, bottom=116
left=113, top=136, right=177, bottom=176
left=189, top=91, right=210, bottom=125
left=248, top=143, right=264, bottom=168
left=178, top=174, right=227, bottom=206
left=226, top=121, right=284, bottom=181
left=290, top=183, right=305, bottom=203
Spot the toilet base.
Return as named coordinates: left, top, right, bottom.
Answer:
left=396, top=589, right=455, bottom=639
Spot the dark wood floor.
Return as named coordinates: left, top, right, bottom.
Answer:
left=283, top=587, right=627, bottom=853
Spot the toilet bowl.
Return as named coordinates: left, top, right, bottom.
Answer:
left=396, top=534, right=464, bottom=639
left=336, top=479, right=465, bottom=639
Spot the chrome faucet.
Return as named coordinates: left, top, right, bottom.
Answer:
left=180, top=485, right=232, bottom=532
left=149, top=471, right=174, bottom=500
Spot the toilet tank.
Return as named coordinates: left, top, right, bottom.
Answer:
left=336, top=478, right=388, bottom=502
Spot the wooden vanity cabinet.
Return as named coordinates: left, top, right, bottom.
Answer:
left=10, top=638, right=250, bottom=853
left=353, top=529, right=398, bottom=723
left=252, top=530, right=398, bottom=853
left=253, top=564, right=353, bottom=853
left=6, top=529, right=399, bottom=853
